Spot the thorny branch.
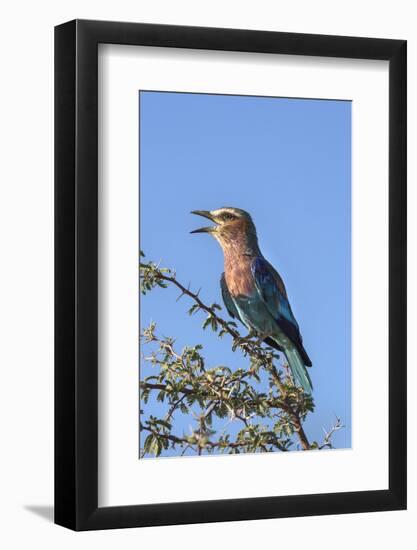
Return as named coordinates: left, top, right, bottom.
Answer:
left=139, top=253, right=343, bottom=457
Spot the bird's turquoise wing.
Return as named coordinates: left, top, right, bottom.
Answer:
left=252, top=257, right=313, bottom=389
left=251, top=257, right=308, bottom=357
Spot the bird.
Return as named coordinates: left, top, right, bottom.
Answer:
left=191, top=207, right=313, bottom=394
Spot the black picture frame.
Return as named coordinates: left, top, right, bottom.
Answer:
left=55, top=19, right=407, bottom=531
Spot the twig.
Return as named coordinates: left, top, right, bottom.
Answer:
left=140, top=425, right=288, bottom=453
left=318, top=416, right=344, bottom=449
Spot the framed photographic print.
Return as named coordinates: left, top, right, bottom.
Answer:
left=55, top=20, right=407, bottom=530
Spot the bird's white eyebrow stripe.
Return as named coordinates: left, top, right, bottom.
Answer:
left=211, top=208, right=237, bottom=217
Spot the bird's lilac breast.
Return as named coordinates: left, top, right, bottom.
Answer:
left=224, top=256, right=256, bottom=298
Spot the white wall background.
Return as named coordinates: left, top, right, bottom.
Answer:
left=0, top=1, right=414, bottom=547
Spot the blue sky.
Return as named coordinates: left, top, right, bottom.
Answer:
left=140, top=91, right=351, bottom=455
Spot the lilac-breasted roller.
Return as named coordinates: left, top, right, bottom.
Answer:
left=191, top=207, right=313, bottom=393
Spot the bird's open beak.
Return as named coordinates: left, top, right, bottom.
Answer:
left=190, top=210, right=216, bottom=234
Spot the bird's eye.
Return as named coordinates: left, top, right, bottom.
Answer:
left=222, top=213, right=235, bottom=221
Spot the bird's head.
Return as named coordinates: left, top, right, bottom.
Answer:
left=191, top=207, right=259, bottom=252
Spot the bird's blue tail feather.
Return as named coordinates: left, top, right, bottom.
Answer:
left=280, top=344, right=313, bottom=394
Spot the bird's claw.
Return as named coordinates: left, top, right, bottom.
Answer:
left=233, top=334, right=253, bottom=352
left=233, top=331, right=261, bottom=353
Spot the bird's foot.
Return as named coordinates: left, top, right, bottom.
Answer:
left=253, top=333, right=274, bottom=349
left=233, top=331, right=257, bottom=352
